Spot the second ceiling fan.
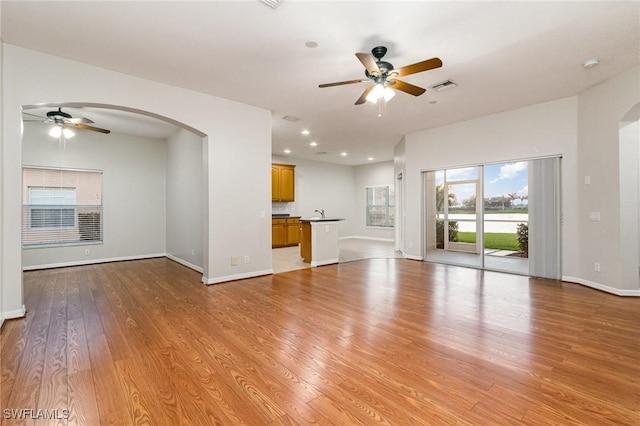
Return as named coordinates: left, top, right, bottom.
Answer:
left=319, top=46, right=442, bottom=105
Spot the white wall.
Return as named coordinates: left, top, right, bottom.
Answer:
left=272, top=156, right=356, bottom=237
left=619, top=119, right=639, bottom=291
left=0, top=16, right=5, bottom=325
left=575, top=66, right=640, bottom=294
left=353, top=161, right=395, bottom=240
left=2, top=44, right=272, bottom=317
left=166, top=128, right=204, bottom=271
left=401, top=97, right=579, bottom=273
left=22, top=122, right=167, bottom=268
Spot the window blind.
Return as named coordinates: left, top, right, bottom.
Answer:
left=22, top=167, right=103, bottom=247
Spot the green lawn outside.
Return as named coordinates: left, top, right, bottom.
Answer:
left=449, top=209, right=528, bottom=214
left=457, top=232, right=520, bottom=251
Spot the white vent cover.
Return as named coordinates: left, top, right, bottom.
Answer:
left=259, top=0, right=284, bottom=9
left=430, top=80, right=457, bottom=92
left=282, top=115, right=300, bottom=122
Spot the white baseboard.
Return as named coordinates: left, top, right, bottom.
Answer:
left=404, top=254, right=423, bottom=261
left=339, top=236, right=395, bottom=242
left=2, top=304, right=27, bottom=327
left=311, top=258, right=339, bottom=267
left=165, top=254, right=203, bottom=273
left=562, top=276, right=640, bottom=296
left=203, top=269, right=273, bottom=285
left=22, top=253, right=166, bottom=271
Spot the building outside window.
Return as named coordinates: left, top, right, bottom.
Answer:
left=366, top=185, right=395, bottom=228
left=22, top=167, right=103, bottom=247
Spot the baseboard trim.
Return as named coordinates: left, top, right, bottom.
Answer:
left=404, top=255, right=423, bottom=261
left=203, top=269, right=273, bottom=285
left=311, top=258, right=339, bottom=267
left=562, top=276, right=640, bottom=296
left=339, top=236, right=394, bottom=243
left=2, top=304, right=27, bottom=328
left=165, top=254, right=203, bottom=273
left=22, top=253, right=166, bottom=271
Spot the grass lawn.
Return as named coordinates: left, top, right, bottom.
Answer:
left=457, top=232, right=520, bottom=251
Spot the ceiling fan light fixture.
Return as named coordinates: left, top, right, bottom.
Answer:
left=49, top=126, right=62, bottom=138
left=49, top=125, right=75, bottom=139
left=366, top=84, right=396, bottom=104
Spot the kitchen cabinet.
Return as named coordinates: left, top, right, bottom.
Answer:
left=272, top=217, right=300, bottom=248
left=272, top=164, right=295, bottom=202
left=272, top=218, right=287, bottom=247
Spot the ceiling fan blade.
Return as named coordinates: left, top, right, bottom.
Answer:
left=22, top=111, right=47, bottom=120
left=356, top=53, right=380, bottom=75
left=355, top=85, right=375, bottom=105
left=71, top=123, right=111, bottom=134
left=319, top=79, right=366, bottom=88
left=387, top=79, right=426, bottom=96
left=67, top=117, right=94, bottom=125
left=393, top=57, right=443, bottom=77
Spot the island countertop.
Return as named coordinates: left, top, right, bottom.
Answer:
left=299, top=218, right=344, bottom=223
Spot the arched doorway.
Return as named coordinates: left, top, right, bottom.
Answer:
left=20, top=103, right=208, bottom=279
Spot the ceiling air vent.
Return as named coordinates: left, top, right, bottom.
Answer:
left=281, top=115, right=300, bottom=122
left=315, top=151, right=328, bottom=155
left=430, top=80, right=457, bottom=92
left=259, top=0, right=284, bottom=9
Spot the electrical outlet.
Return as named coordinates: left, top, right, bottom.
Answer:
left=85, top=248, right=90, bottom=256
left=595, top=262, right=601, bottom=272
left=244, top=255, right=250, bottom=264
left=231, top=256, right=238, bottom=266
left=191, top=249, right=195, bottom=256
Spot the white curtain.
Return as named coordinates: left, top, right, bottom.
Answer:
left=528, top=157, right=561, bottom=279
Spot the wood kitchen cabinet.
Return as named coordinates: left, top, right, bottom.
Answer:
left=272, top=218, right=287, bottom=247
left=272, top=217, right=300, bottom=248
left=272, top=163, right=295, bottom=202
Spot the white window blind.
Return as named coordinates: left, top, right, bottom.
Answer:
left=22, top=167, right=103, bottom=247
left=366, top=185, right=395, bottom=227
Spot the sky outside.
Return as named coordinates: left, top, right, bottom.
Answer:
left=436, top=162, right=529, bottom=206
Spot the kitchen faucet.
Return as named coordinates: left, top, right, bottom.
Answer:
left=314, top=209, right=325, bottom=219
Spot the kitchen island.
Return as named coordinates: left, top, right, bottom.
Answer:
left=299, top=218, right=344, bottom=266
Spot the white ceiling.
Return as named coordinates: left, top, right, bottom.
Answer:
left=3, top=1, right=639, bottom=165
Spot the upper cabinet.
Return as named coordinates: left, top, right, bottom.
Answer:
left=272, top=163, right=295, bottom=202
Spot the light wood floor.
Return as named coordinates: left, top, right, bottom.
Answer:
left=2, top=258, right=639, bottom=425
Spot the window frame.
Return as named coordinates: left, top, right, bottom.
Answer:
left=365, top=184, right=395, bottom=228
left=22, top=166, right=104, bottom=248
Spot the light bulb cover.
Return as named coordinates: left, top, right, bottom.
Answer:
left=49, top=126, right=62, bottom=138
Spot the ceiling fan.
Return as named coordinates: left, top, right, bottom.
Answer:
left=23, top=107, right=111, bottom=134
left=319, top=46, right=443, bottom=105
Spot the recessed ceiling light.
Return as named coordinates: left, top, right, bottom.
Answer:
left=284, top=149, right=291, bottom=154
left=305, top=41, right=318, bottom=49
left=301, top=129, right=310, bottom=135
left=368, top=157, right=374, bottom=161
left=340, top=152, right=347, bottom=156
left=583, top=59, right=600, bottom=69
left=309, top=141, right=318, bottom=147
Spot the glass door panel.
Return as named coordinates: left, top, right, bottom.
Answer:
left=425, top=171, right=481, bottom=268
left=483, top=162, right=529, bottom=275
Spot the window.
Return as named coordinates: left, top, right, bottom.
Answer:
left=28, top=187, right=77, bottom=229
left=22, top=167, right=103, bottom=247
left=366, top=185, right=395, bottom=227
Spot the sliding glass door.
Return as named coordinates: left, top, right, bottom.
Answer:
left=424, top=157, right=560, bottom=278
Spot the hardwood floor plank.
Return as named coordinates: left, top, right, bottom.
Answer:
left=67, top=370, right=100, bottom=426
left=2, top=258, right=638, bottom=425
left=86, top=334, right=133, bottom=425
